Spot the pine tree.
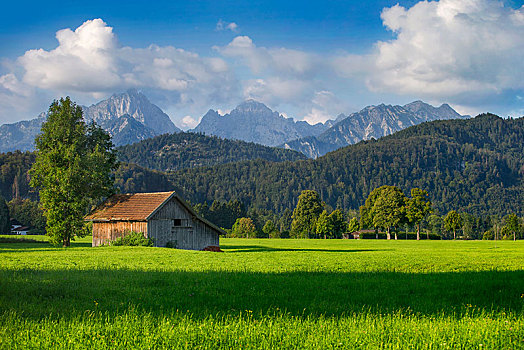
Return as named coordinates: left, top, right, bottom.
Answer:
left=0, top=195, right=10, bottom=233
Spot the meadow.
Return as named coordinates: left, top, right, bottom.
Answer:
left=0, top=236, right=523, bottom=349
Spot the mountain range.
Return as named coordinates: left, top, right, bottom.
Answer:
left=281, top=101, right=467, bottom=158
left=0, top=89, right=180, bottom=152
left=192, top=100, right=330, bottom=147
left=117, top=114, right=523, bottom=217
left=0, top=89, right=467, bottom=158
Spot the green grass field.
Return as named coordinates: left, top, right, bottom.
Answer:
left=1, top=236, right=523, bottom=349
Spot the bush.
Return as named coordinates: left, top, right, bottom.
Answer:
left=268, top=230, right=281, bottom=238
left=165, top=240, right=177, bottom=248
left=280, top=230, right=290, bottom=239
left=360, top=232, right=441, bottom=240
left=111, top=231, right=153, bottom=247
left=482, top=231, right=494, bottom=240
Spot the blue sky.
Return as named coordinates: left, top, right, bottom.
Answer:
left=1, top=0, right=523, bottom=128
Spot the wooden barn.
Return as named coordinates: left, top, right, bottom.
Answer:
left=85, top=191, right=225, bottom=250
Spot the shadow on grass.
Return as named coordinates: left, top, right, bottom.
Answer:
left=1, top=268, right=522, bottom=321
left=0, top=241, right=92, bottom=253
left=221, top=245, right=386, bottom=253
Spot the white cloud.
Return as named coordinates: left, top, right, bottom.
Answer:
left=5, top=18, right=239, bottom=124
left=334, top=0, right=524, bottom=103
left=180, top=115, right=199, bottom=128
left=304, top=91, right=347, bottom=124
left=19, top=19, right=121, bottom=92
left=216, top=20, right=239, bottom=32
left=218, top=36, right=318, bottom=77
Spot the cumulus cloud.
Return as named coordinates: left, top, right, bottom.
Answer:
left=180, top=115, right=199, bottom=128
left=19, top=19, right=121, bottom=92
left=8, top=19, right=239, bottom=123
left=218, top=36, right=318, bottom=77
left=334, top=0, right=524, bottom=103
left=216, top=20, right=239, bottom=32
left=304, top=91, right=347, bottom=124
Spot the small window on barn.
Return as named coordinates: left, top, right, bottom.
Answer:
left=173, top=219, right=182, bottom=226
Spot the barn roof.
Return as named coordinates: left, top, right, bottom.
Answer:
left=85, top=191, right=226, bottom=235
left=85, top=191, right=174, bottom=221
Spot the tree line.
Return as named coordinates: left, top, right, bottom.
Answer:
left=207, top=186, right=523, bottom=240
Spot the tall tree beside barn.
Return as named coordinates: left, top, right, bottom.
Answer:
left=30, top=97, right=118, bottom=247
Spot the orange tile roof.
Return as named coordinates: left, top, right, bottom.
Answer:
left=85, top=191, right=174, bottom=221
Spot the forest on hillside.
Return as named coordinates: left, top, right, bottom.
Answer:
left=1, top=114, right=523, bottom=219
left=156, top=114, right=523, bottom=216
left=116, top=132, right=307, bottom=172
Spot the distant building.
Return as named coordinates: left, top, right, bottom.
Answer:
left=10, top=219, right=30, bottom=235
left=85, top=191, right=225, bottom=250
left=349, top=229, right=377, bottom=239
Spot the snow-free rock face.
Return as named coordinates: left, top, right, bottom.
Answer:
left=0, top=113, right=46, bottom=152
left=0, top=90, right=181, bottom=151
left=192, top=100, right=329, bottom=146
left=83, top=89, right=180, bottom=135
left=282, top=101, right=467, bottom=158
left=104, top=114, right=158, bottom=146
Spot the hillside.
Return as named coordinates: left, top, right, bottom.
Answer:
left=158, top=114, right=523, bottom=216
left=2, top=114, right=522, bottom=217
left=116, top=132, right=307, bottom=172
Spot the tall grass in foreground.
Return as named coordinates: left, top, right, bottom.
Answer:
left=1, top=309, right=521, bottom=349
left=0, top=237, right=523, bottom=349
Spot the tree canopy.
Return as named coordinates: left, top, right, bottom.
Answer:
left=444, top=210, right=462, bottom=240
left=291, top=190, right=323, bottom=238
left=406, top=188, right=433, bottom=240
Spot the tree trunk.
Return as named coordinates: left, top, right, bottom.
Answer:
left=514, top=232, right=516, bottom=241
left=394, top=232, right=397, bottom=240
left=416, top=223, right=420, bottom=241
left=453, top=230, right=456, bottom=240
left=387, top=227, right=391, bottom=240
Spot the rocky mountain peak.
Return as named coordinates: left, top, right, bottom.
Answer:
left=0, top=90, right=181, bottom=151
left=234, top=99, right=273, bottom=114
left=83, top=90, right=180, bottom=135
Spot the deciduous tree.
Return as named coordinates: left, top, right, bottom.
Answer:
left=29, top=97, right=118, bottom=246
left=406, top=188, right=432, bottom=240
left=370, top=186, right=407, bottom=240
left=316, top=210, right=333, bottom=239
left=232, top=217, right=256, bottom=238
left=291, top=190, right=323, bottom=238
left=329, top=209, right=347, bottom=239
left=444, top=210, right=462, bottom=240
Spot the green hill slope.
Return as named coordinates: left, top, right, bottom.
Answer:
left=116, top=132, right=307, bottom=172
left=157, top=114, right=523, bottom=216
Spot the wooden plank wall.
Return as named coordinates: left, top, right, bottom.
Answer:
left=92, top=221, right=148, bottom=246
left=148, top=197, right=220, bottom=250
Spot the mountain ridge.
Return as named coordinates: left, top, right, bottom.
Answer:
left=192, top=99, right=329, bottom=146
left=0, top=89, right=181, bottom=151
left=282, top=101, right=467, bottom=157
